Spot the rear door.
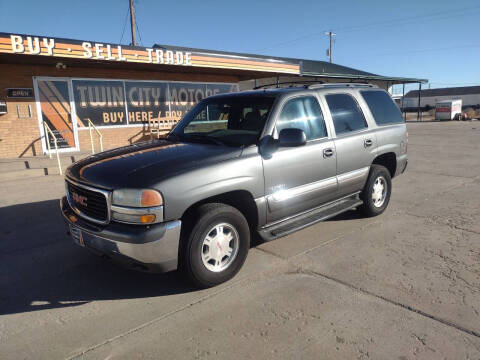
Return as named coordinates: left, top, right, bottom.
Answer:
left=262, top=94, right=337, bottom=223
left=323, top=92, right=377, bottom=197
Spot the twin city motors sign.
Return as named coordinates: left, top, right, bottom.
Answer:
left=0, top=33, right=300, bottom=74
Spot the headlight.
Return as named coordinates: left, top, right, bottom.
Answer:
left=111, top=189, right=163, bottom=225
left=112, top=189, right=163, bottom=207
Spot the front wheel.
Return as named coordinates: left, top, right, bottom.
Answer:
left=359, top=165, right=392, bottom=217
left=182, top=203, right=250, bottom=288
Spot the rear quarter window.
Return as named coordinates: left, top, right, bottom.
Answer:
left=361, top=90, right=404, bottom=125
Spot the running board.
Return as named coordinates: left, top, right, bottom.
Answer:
left=258, top=195, right=363, bottom=241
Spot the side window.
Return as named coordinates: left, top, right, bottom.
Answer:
left=325, top=94, right=368, bottom=135
left=360, top=90, right=404, bottom=125
left=276, top=96, right=327, bottom=141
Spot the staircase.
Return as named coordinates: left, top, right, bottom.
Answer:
left=0, top=151, right=91, bottom=181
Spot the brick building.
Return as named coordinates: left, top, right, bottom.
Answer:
left=0, top=32, right=425, bottom=159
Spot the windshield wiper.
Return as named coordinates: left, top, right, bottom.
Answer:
left=167, top=133, right=182, bottom=142
left=182, top=134, right=227, bottom=146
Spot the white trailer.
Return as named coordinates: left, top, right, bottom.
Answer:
left=435, top=99, right=462, bottom=120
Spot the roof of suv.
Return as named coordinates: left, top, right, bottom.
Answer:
left=207, top=88, right=305, bottom=100
left=207, top=83, right=381, bottom=101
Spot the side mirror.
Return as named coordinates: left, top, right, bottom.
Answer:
left=258, top=135, right=278, bottom=158
left=278, top=128, right=307, bottom=147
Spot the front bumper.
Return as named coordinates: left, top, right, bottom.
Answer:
left=61, top=196, right=181, bottom=273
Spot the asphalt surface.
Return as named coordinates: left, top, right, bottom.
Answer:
left=1, top=121, right=479, bottom=359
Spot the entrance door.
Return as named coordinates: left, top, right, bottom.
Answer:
left=36, top=79, right=78, bottom=153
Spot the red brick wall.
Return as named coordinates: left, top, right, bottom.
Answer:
left=0, top=63, right=239, bottom=158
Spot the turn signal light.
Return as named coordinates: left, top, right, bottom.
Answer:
left=112, top=212, right=157, bottom=224
left=139, top=214, right=156, bottom=223
left=141, top=190, right=163, bottom=207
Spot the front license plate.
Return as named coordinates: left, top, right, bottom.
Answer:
left=70, top=225, right=85, bottom=247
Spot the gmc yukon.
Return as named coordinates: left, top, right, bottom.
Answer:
left=61, top=83, right=408, bottom=287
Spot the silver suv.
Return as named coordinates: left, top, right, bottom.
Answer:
left=61, top=83, right=408, bottom=288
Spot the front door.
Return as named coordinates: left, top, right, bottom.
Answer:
left=36, top=79, right=78, bottom=153
left=262, top=95, right=338, bottom=223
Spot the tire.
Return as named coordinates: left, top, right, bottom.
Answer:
left=182, top=203, right=250, bottom=288
left=359, top=165, right=392, bottom=217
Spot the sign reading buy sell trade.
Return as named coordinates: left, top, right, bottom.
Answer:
left=0, top=32, right=300, bottom=74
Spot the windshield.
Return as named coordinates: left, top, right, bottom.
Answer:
left=171, top=96, right=275, bottom=147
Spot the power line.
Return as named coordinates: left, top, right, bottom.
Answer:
left=332, top=5, right=480, bottom=33
left=429, top=82, right=480, bottom=86
left=255, top=5, right=480, bottom=52
left=119, top=7, right=130, bottom=44
left=337, top=10, right=480, bottom=40
left=135, top=21, right=143, bottom=46
left=369, top=43, right=480, bottom=56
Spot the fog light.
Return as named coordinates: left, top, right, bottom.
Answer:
left=112, top=212, right=156, bottom=224
left=139, top=214, right=156, bottom=223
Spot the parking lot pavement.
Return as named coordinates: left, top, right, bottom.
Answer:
left=1, top=121, right=479, bottom=359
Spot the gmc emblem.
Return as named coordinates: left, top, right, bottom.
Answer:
left=71, top=192, right=88, bottom=207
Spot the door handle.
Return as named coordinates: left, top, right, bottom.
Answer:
left=323, top=148, right=334, bottom=158
left=364, top=139, right=373, bottom=147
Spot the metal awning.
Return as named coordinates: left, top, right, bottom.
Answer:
left=154, top=43, right=428, bottom=84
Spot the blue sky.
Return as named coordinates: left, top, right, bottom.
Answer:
left=1, top=0, right=479, bottom=93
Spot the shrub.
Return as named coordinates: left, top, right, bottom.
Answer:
left=464, top=107, right=476, bottom=119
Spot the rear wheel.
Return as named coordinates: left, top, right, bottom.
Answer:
left=182, top=203, right=250, bottom=288
left=359, top=165, right=392, bottom=217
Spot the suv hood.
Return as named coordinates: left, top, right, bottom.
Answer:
left=66, top=140, right=242, bottom=189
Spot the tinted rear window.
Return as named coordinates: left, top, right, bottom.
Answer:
left=325, top=94, right=367, bottom=134
left=361, top=90, right=403, bottom=125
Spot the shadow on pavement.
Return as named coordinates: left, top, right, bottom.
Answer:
left=0, top=199, right=196, bottom=316
left=0, top=199, right=367, bottom=316
left=326, top=209, right=366, bottom=221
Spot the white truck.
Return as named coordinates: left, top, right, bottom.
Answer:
left=435, top=99, right=462, bottom=120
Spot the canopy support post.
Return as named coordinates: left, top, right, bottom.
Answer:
left=417, top=82, right=422, bottom=122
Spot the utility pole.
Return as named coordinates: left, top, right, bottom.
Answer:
left=324, top=31, right=336, bottom=63
left=129, top=0, right=137, bottom=46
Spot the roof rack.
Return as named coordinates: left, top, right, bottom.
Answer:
left=253, top=81, right=378, bottom=90
left=253, top=80, right=324, bottom=90
left=308, top=83, right=378, bottom=89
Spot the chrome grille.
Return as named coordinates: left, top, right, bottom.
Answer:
left=66, top=179, right=109, bottom=224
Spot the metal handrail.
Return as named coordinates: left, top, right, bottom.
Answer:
left=148, top=117, right=161, bottom=140
left=43, top=122, right=62, bottom=175
left=86, top=118, right=103, bottom=154
left=148, top=116, right=180, bottom=139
